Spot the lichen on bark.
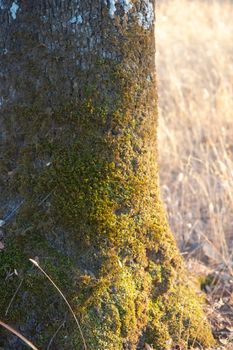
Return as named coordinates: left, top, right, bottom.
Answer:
left=0, top=1, right=214, bottom=349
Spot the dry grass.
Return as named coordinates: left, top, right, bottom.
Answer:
left=0, top=320, right=39, bottom=350
left=156, top=0, right=233, bottom=268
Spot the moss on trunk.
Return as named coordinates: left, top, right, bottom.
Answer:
left=0, top=1, right=214, bottom=349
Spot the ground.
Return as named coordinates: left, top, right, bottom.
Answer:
left=157, top=0, right=233, bottom=349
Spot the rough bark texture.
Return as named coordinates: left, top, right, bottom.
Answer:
left=0, top=1, right=214, bottom=349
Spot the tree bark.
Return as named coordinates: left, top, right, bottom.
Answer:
left=0, top=1, right=214, bottom=349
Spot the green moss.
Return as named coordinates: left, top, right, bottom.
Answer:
left=71, top=257, right=149, bottom=350
left=0, top=235, right=77, bottom=348
left=199, top=274, right=215, bottom=292
left=146, top=282, right=214, bottom=349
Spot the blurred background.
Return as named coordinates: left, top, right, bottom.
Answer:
left=156, top=0, right=233, bottom=270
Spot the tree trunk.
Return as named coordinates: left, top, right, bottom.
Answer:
left=0, top=1, right=214, bottom=349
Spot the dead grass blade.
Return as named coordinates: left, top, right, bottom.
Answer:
left=29, top=258, right=87, bottom=350
left=46, top=319, right=66, bottom=350
left=0, top=320, right=39, bottom=350
left=5, top=278, right=23, bottom=316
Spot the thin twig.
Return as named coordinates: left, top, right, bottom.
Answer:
left=4, top=200, right=25, bottom=224
left=38, top=192, right=52, bottom=207
left=29, top=258, right=87, bottom=350
left=5, top=278, right=24, bottom=316
left=0, top=320, right=39, bottom=350
left=47, top=319, right=66, bottom=350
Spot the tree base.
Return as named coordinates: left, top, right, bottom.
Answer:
left=0, top=235, right=214, bottom=350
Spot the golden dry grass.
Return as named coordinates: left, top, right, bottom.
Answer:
left=156, top=0, right=233, bottom=268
